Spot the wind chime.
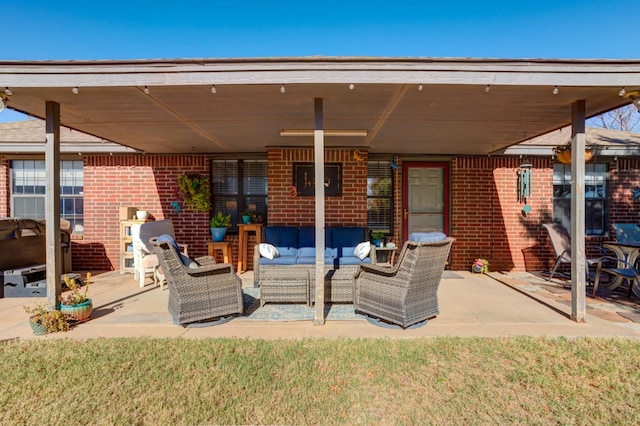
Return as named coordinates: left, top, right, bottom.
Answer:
left=517, top=162, right=533, bottom=214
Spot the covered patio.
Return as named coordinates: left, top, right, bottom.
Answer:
left=2, top=270, right=640, bottom=340
left=2, top=56, right=640, bottom=325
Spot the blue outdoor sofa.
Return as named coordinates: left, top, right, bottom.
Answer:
left=253, top=226, right=375, bottom=302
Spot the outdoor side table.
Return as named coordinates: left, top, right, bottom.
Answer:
left=373, top=247, right=399, bottom=267
left=207, top=241, right=232, bottom=265
left=237, top=223, right=262, bottom=274
left=259, top=269, right=310, bottom=306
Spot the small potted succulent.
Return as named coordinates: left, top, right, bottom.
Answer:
left=241, top=210, right=252, bottom=224
left=210, top=211, right=231, bottom=242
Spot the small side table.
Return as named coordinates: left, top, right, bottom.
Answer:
left=208, top=241, right=232, bottom=265
left=373, top=246, right=399, bottom=267
left=237, top=223, right=263, bottom=274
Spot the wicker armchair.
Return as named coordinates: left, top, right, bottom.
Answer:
left=354, top=237, right=454, bottom=328
left=151, top=236, right=243, bottom=325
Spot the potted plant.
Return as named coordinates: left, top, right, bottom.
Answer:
left=241, top=210, right=252, bottom=224
left=177, top=174, right=211, bottom=213
left=471, top=258, right=490, bottom=274
left=59, top=273, right=93, bottom=323
left=553, top=141, right=594, bottom=164
left=250, top=212, right=265, bottom=224
left=210, top=211, right=231, bottom=242
left=371, top=231, right=386, bottom=248
left=24, top=303, right=70, bottom=335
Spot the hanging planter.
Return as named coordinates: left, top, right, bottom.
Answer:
left=553, top=142, right=594, bottom=164
left=177, top=174, right=211, bottom=213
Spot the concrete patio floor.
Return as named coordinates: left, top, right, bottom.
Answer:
left=2, top=270, right=640, bottom=340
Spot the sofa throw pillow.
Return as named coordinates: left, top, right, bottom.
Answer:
left=353, top=241, right=371, bottom=260
left=259, top=243, right=279, bottom=260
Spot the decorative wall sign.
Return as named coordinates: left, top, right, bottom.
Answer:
left=293, top=163, right=342, bottom=196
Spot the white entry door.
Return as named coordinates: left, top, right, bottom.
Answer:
left=403, top=162, right=449, bottom=239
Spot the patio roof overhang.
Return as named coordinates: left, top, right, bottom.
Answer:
left=3, top=56, right=640, bottom=325
left=2, top=56, right=640, bottom=155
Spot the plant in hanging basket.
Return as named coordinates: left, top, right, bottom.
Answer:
left=553, top=141, right=594, bottom=164
left=24, top=303, right=70, bottom=335
left=177, top=174, right=211, bottom=213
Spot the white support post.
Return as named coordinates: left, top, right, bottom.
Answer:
left=45, top=101, right=62, bottom=310
left=313, top=98, right=326, bottom=325
left=570, top=100, right=586, bottom=322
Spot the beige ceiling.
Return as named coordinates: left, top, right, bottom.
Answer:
left=2, top=57, right=639, bottom=155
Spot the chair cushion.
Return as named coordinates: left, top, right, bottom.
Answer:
left=265, top=226, right=298, bottom=247
left=337, top=255, right=370, bottom=265
left=298, top=226, right=332, bottom=247
left=330, top=227, right=366, bottom=249
left=141, top=253, right=159, bottom=268
left=275, top=247, right=298, bottom=257
left=353, top=241, right=371, bottom=260
left=297, top=256, right=334, bottom=265
left=259, top=256, right=298, bottom=265
left=297, top=247, right=333, bottom=257
left=298, top=226, right=315, bottom=247
left=258, top=243, right=279, bottom=260
left=408, top=232, right=447, bottom=242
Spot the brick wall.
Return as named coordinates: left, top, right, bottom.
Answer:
left=266, top=148, right=368, bottom=227
left=609, top=158, right=640, bottom=224
left=74, top=155, right=211, bottom=271
left=3, top=151, right=637, bottom=274
left=450, top=157, right=559, bottom=271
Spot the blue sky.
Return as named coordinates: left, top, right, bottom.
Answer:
left=2, top=0, right=639, bottom=123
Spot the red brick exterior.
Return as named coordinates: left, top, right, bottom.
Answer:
left=267, top=148, right=368, bottom=227
left=2, top=152, right=640, bottom=273
left=451, top=157, right=554, bottom=271
left=75, top=155, right=211, bottom=271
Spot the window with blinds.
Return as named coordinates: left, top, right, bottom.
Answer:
left=553, top=162, right=608, bottom=235
left=367, top=161, right=393, bottom=233
left=211, top=159, right=267, bottom=232
left=11, top=160, right=84, bottom=234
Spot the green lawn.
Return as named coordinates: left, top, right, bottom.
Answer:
left=1, top=337, right=638, bottom=425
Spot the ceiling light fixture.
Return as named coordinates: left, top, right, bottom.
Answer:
left=71, top=86, right=79, bottom=95
left=484, top=84, right=490, bottom=93
left=280, top=129, right=368, bottom=137
left=418, top=84, right=423, bottom=91
left=553, top=85, right=559, bottom=95
left=349, top=83, right=355, bottom=90
left=618, top=87, right=627, bottom=97
left=211, top=85, right=217, bottom=94
left=4, top=87, right=12, bottom=96
left=280, top=84, right=286, bottom=94
left=143, top=86, right=150, bottom=95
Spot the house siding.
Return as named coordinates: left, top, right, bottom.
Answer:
left=1, top=152, right=639, bottom=274
left=0, top=157, right=8, bottom=217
